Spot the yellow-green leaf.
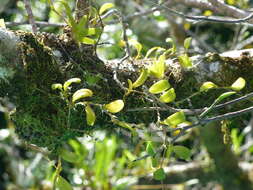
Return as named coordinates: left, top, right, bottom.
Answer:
left=132, top=69, right=149, bottom=88
left=149, top=80, right=170, bottom=94
left=63, top=78, right=81, bottom=91
left=184, top=37, right=192, bottom=50
left=129, top=39, right=142, bottom=59
left=200, top=81, right=218, bottom=92
left=126, top=79, right=133, bottom=96
left=104, top=99, right=124, bottom=113
left=173, top=145, right=191, bottom=160
left=56, top=176, right=73, bottom=190
left=163, top=111, right=186, bottom=126
left=216, top=91, right=236, bottom=102
left=80, top=37, right=96, bottom=44
left=148, top=54, right=166, bottom=78
left=51, top=83, right=63, bottom=91
left=178, top=53, right=192, bottom=68
left=231, top=77, right=246, bottom=91
left=153, top=168, right=166, bottom=181
left=112, top=119, right=135, bottom=132
left=85, top=104, right=96, bottom=126
left=159, top=88, right=176, bottom=103
left=99, top=3, right=115, bottom=15
left=146, top=141, right=155, bottom=157
left=0, top=19, right=6, bottom=28
left=145, top=47, right=165, bottom=58
left=72, top=89, right=93, bottom=103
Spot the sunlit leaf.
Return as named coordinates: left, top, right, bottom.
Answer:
left=159, top=88, right=176, bottom=103
left=129, top=39, right=142, bottom=59
left=165, top=38, right=176, bottom=52
left=148, top=54, right=166, bottom=78
left=63, top=78, right=81, bottom=91
left=56, top=176, right=73, bottom=190
left=216, top=91, right=236, bottom=102
left=203, top=10, right=213, bottom=16
left=132, top=69, right=149, bottom=88
left=87, top=28, right=102, bottom=36
left=231, top=77, right=246, bottom=91
left=104, top=100, right=124, bottom=113
left=125, top=79, right=133, bottom=96
left=178, top=54, right=192, bottom=68
left=163, top=111, right=186, bottom=126
left=72, top=89, right=93, bottom=103
left=51, top=83, right=63, bottom=91
left=85, top=104, right=96, bottom=126
left=173, top=145, right=191, bottom=160
left=184, top=37, right=192, bottom=50
left=200, top=81, right=218, bottom=92
left=99, top=3, right=115, bottom=15
left=149, top=80, right=170, bottom=94
left=80, top=37, right=96, bottom=44
left=153, top=168, right=166, bottom=180
left=145, top=47, right=166, bottom=58
left=146, top=141, right=155, bottom=157
left=0, top=19, right=6, bottom=28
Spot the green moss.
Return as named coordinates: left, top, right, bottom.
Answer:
left=4, top=31, right=102, bottom=152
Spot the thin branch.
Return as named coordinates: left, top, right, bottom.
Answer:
left=127, top=92, right=253, bottom=115
left=23, top=0, right=37, bottom=33
left=5, top=21, right=66, bottom=28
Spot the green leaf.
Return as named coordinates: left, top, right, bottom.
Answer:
left=165, top=38, right=176, bottom=52
left=148, top=54, right=166, bottom=78
left=145, top=47, right=166, bottom=58
left=146, top=141, right=155, bottom=157
left=126, top=79, right=133, bottom=96
left=104, top=100, right=124, bottom=113
left=159, top=88, right=176, bottom=103
left=184, top=37, right=192, bottom=50
left=72, top=15, right=88, bottom=41
left=59, top=149, right=78, bottom=163
left=63, top=78, right=81, bottom=91
left=87, top=28, right=102, bottom=36
left=132, top=69, right=149, bottom=88
left=80, top=37, right=96, bottom=44
left=200, top=81, right=218, bottom=92
left=56, top=176, right=73, bottom=190
left=173, top=145, right=191, bottom=160
left=216, top=91, right=236, bottom=102
left=59, top=1, right=75, bottom=27
left=231, top=77, right=246, bottom=91
left=178, top=54, right=192, bottom=68
left=149, top=80, right=170, bottom=94
left=153, top=168, right=166, bottom=180
left=129, top=39, right=142, bottom=59
left=85, top=104, right=96, bottom=126
left=99, top=3, right=115, bottom=15
left=112, top=119, right=135, bottom=133
left=163, top=111, right=186, bottom=126
left=151, top=157, right=159, bottom=168
left=51, top=83, right=63, bottom=91
left=72, top=89, right=93, bottom=103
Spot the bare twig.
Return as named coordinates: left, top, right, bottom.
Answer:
left=5, top=21, right=66, bottom=28
left=75, top=0, right=90, bottom=21
left=23, top=0, right=37, bottom=33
